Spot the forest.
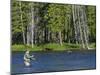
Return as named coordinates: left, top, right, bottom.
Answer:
left=11, top=0, right=96, bottom=51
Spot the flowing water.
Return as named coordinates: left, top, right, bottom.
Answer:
left=11, top=50, right=96, bottom=74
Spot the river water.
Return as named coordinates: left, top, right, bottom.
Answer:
left=11, top=50, right=96, bottom=74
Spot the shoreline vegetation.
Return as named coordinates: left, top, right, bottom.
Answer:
left=12, top=43, right=96, bottom=51
left=12, top=1, right=96, bottom=52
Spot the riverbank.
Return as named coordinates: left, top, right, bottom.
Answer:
left=11, top=43, right=96, bottom=51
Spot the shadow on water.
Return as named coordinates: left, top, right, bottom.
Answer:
left=11, top=49, right=96, bottom=74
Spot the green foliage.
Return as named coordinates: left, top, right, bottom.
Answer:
left=89, top=43, right=96, bottom=48
left=45, top=4, right=71, bottom=32
left=12, top=43, right=81, bottom=51
left=43, top=43, right=80, bottom=50
left=86, top=6, right=96, bottom=42
left=12, top=44, right=26, bottom=51
left=12, top=44, right=42, bottom=51
left=11, top=0, right=96, bottom=50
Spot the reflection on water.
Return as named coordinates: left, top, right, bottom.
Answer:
left=11, top=50, right=96, bottom=74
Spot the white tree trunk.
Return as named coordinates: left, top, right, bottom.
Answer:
left=27, top=26, right=30, bottom=46
left=19, top=1, right=26, bottom=44
left=77, top=6, right=85, bottom=49
left=31, top=3, right=34, bottom=48
left=81, top=6, right=89, bottom=49
left=72, top=5, right=78, bottom=44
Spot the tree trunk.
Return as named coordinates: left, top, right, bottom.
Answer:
left=31, top=3, right=34, bottom=48
left=27, top=26, right=30, bottom=46
left=19, top=1, right=26, bottom=44
left=72, top=5, right=78, bottom=44
left=68, top=15, right=71, bottom=43
left=59, top=31, right=63, bottom=46
left=77, top=6, right=85, bottom=49
left=81, top=6, right=89, bottom=49
left=48, top=29, right=50, bottom=43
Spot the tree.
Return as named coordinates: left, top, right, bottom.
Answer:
left=30, top=3, right=34, bottom=48
left=46, top=4, right=66, bottom=45
left=19, top=1, right=26, bottom=44
left=72, top=5, right=89, bottom=49
left=86, top=6, right=96, bottom=43
left=11, top=0, right=96, bottom=49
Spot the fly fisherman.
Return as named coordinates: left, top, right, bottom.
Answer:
left=24, top=50, right=35, bottom=67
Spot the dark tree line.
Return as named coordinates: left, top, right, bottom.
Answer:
left=11, top=0, right=96, bottom=49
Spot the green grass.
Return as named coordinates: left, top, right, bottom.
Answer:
left=11, top=43, right=96, bottom=51
left=88, top=43, right=96, bottom=48
left=42, top=43, right=80, bottom=51
left=11, top=44, right=42, bottom=51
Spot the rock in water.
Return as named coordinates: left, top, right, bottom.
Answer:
left=67, top=50, right=72, bottom=53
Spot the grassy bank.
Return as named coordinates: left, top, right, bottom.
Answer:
left=11, top=43, right=96, bottom=51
